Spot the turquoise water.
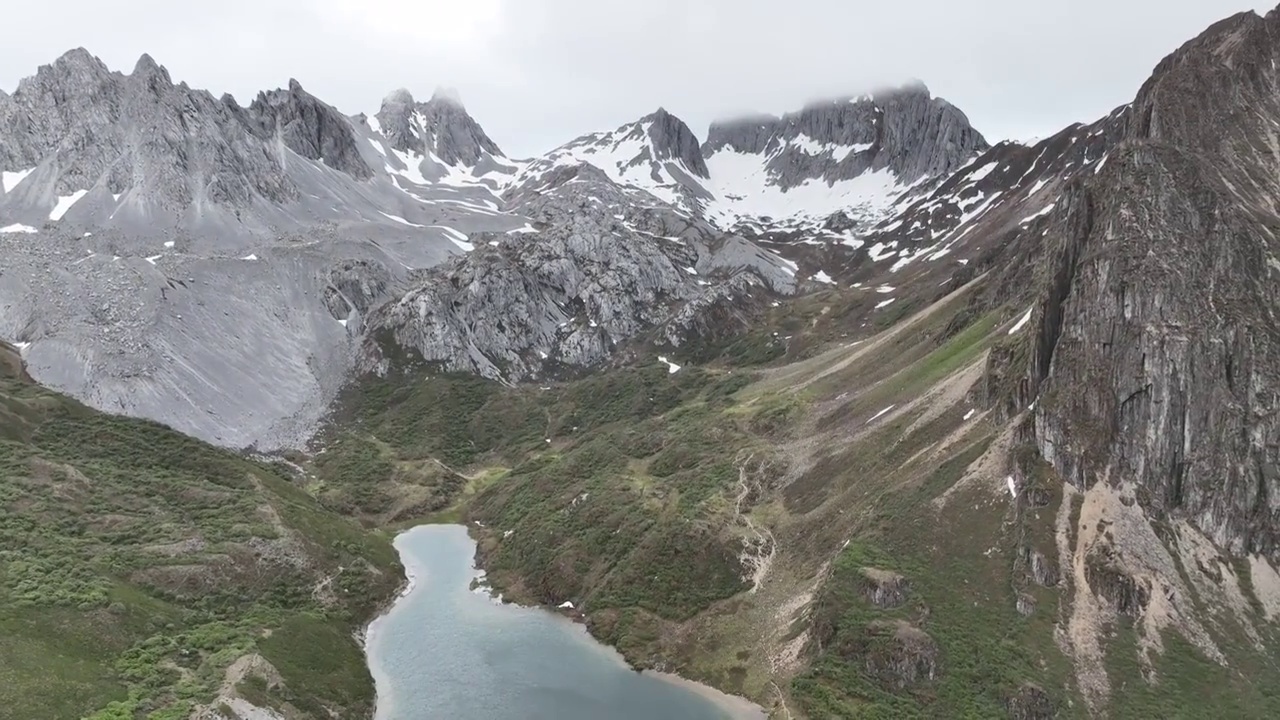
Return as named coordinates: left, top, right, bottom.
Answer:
left=367, top=524, right=751, bottom=720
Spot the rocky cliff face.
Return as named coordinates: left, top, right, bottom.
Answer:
left=646, top=108, right=709, bottom=178
left=1001, top=8, right=1280, bottom=560
left=954, top=10, right=1280, bottom=710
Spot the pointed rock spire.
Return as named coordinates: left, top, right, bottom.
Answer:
left=641, top=107, right=708, bottom=178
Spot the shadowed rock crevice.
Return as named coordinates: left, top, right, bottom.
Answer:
left=1084, top=545, right=1152, bottom=618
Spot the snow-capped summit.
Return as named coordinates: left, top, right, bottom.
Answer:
left=700, top=83, right=988, bottom=230
left=507, top=83, right=986, bottom=235
left=510, top=107, right=714, bottom=213
left=0, top=48, right=995, bottom=455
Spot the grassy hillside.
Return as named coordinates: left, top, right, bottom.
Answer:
left=315, top=276, right=1280, bottom=719
left=0, top=341, right=400, bottom=720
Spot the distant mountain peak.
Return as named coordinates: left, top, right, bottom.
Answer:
left=248, top=80, right=372, bottom=179
left=53, top=47, right=101, bottom=69
left=131, top=53, right=169, bottom=82
left=382, top=87, right=415, bottom=107
left=430, top=86, right=464, bottom=107
left=375, top=86, right=503, bottom=166
left=702, top=82, right=986, bottom=190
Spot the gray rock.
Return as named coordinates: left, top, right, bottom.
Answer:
left=857, top=567, right=910, bottom=608
left=364, top=163, right=796, bottom=381
left=858, top=621, right=940, bottom=690
left=243, top=79, right=372, bottom=179
left=645, top=108, right=709, bottom=178
left=990, top=7, right=1280, bottom=561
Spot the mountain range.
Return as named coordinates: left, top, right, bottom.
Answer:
left=6, top=4, right=1280, bottom=719
left=0, top=49, right=988, bottom=448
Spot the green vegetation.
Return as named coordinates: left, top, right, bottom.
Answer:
left=322, top=359, right=774, bottom=660
left=0, top=344, right=399, bottom=720
left=11, top=252, right=1280, bottom=720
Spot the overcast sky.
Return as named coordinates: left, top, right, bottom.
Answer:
left=0, top=0, right=1268, bottom=157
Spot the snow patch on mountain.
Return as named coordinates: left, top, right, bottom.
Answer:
left=703, top=151, right=910, bottom=227
left=49, top=190, right=88, bottom=220
left=513, top=117, right=705, bottom=212
left=2, top=168, right=34, bottom=193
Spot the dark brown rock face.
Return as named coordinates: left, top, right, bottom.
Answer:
left=858, top=567, right=910, bottom=608
left=997, top=8, right=1280, bottom=560
left=859, top=621, right=940, bottom=690
left=1006, top=683, right=1055, bottom=720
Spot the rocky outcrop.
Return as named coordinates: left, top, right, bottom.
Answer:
left=1084, top=544, right=1151, bottom=618
left=322, top=259, right=393, bottom=321
left=856, top=621, right=940, bottom=691
left=1024, top=547, right=1060, bottom=588
left=1006, top=684, right=1054, bottom=720
left=857, top=567, right=910, bottom=608
left=364, top=164, right=797, bottom=380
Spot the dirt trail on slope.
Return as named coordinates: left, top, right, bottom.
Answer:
left=735, top=452, right=777, bottom=593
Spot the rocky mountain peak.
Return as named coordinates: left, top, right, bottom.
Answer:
left=701, top=81, right=986, bottom=198
left=382, top=87, right=414, bottom=107
left=641, top=107, right=709, bottom=178
left=418, top=91, right=503, bottom=166
left=246, top=79, right=372, bottom=179
left=375, top=88, right=417, bottom=151
left=131, top=52, right=171, bottom=86
left=51, top=47, right=107, bottom=74
left=15, top=46, right=113, bottom=99
left=374, top=86, right=503, bottom=166
left=1125, top=8, right=1277, bottom=151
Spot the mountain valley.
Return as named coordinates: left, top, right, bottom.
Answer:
left=5, top=4, right=1280, bottom=719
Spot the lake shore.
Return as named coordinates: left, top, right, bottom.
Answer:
left=643, top=670, right=769, bottom=720
left=365, top=523, right=771, bottom=720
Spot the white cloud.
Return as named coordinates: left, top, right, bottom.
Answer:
left=315, top=0, right=505, bottom=49
left=0, top=0, right=1268, bottom=158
